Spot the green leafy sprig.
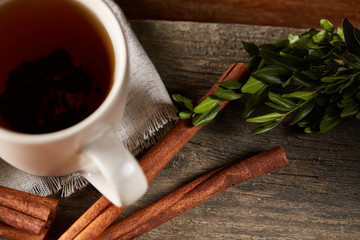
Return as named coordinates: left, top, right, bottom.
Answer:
left=172, top=78, right=243, bottom=126
left=173, top=18, right=360, bottom=134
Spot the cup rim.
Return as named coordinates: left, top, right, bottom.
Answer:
left=0, top=0, right=128, bottom=144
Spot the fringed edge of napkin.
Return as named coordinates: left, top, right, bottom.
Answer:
left=121, top=104, right=178, bottom=156
left=26, top=174, right=88, bottom=197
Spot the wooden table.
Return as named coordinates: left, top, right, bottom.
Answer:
left=117, top=0, right=360, bottom=29
left=44, top=20, right=360, bottom=239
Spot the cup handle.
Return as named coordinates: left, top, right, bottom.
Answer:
left=80, top=128, right=148, bottom=207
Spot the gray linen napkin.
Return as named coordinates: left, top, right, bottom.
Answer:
left=0, top=0, right=177, bottom=197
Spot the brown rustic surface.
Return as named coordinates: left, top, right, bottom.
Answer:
left=115, top=0, right=360, bottom=29
left=6, top=20, right=359, bottom=240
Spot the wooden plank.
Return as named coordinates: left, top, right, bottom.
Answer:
left=115, top=0, right=360, bottom=28
left=45, top=20, right=360, bottom=239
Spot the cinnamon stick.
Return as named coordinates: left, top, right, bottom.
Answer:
left=99, top=147, right=289, bottom=239
left=0, top=205, right=46, bottom=234
left=0, top=186, right=58, bottom=240
left=0, top=185, right=56, bottom=222
left=60, top=63, right=250, bottom=240
left=0, top=222, right=48, bottom=240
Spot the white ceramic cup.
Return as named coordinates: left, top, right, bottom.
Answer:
left=0, top=0, right=148, bottom=207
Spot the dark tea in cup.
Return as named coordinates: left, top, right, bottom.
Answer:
left=0, top=0, right=114, bottom=134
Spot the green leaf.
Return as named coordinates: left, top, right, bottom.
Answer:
left=342, top=78, right=359, bottom=98
left=320, top=19, right=334, bottom=33
left=329, top=34, right=343, bottom=50
left=290, top=29, right=318, bottom=49
left=308, top=49, right=324, bottom=59
left=337, top=27, right=345, bottom=41
left=307, top=41, right=327, bottom=50
left=241, top=76, right=264, bottom=94
left=242, top=41, right=259, bottom=56
left=288, top=99, right=316, bottom=125
left=216, top=78, right=242, bottom=90
left=178, top=111, right=193, bottom=119
left=337, top=97, right=355, bottom=108
left=268, top=92, right=296, bottom=109
left=172, top=94, right=195, bottom=111
left=282, top=91, right=315, bottom=100
left=259, top=43, right=278, bottom=52
left=282, top=76, right=293, bottom=87
left=323, top=105, right=341, bottom=121
left=333, top=52, right=360, bottom=69
left=304, top=126, right=320, bottom=134
left=184, top=101, right=194, bottom=111
left=260, top=48, right=309, bottom=71
left=281, top=46, right=293, bottom=55
left=325, top=82, right=345, bottom=94
left=265, top=102, right=293, bottom=112
left=340, top=104, right=360, bottom=118
left=247, top=56, right=262, bottom=72
left=215, top=87, right=243, bottom=100
left=289, top=48, right=308, bottom=58
left=289, top=34, right=309, bottom=49
left=192, top=102, right=221, bottom=126
left=242, top=85, right=269, bottom=118
left=247, top=112, right=284, bottom=123
left=289, top=34, right=300, bottom=45
left=251, top=121, right=281, bottom=135
left=340, top=77, right=354, bottom=93
left=320, top=116, right=341, bottom=133
left=302, top=70, right=322, bottom=81
left=300, top=28, right=320, bottom=39
left=309, top=46, right=335, bottom=60
left=354, top=27, right=360, bottom=47
left=321, top=75, right=348, bottom=83
left=172, top=94, right=194, bottom=103
left=273, top=39, right=289, bottom=50
left=297, top=119, right=312, bottom=128
left=312, top=30, right=328, bottom=44
left=292, top=72, right=321, bottom=88
left=193, top=96, right=220, bottom=114
left=342, top=18, right=360, bottom=55
left=253, top=65, right=292, bottom=84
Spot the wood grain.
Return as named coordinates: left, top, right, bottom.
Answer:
left=115, top=0, right=360, bottom=28
left=42, top=20, right=360, bottom=240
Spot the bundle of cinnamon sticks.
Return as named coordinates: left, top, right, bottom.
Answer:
left=0, top=185, right=58, bottom=240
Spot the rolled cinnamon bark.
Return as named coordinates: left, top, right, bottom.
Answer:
left=0, top=222, right=48, bottom=240
left=0, top=205, right=46, bottom=234
left=60, top=63, right=250, bottom=240
left=0, top=186, right=58, bottom=240
left=0, top=186, right=54, bottom=222
left=99, top=147, right=289, bottom=239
